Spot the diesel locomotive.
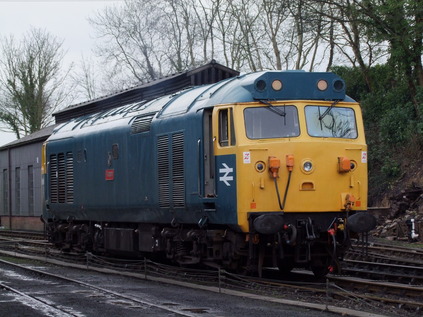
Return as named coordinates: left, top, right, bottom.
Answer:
left=41, top=70, right=376, bottom=276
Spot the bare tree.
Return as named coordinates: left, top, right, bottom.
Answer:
left=0, top=28, right=71, bottom=139
left=86, top=0, right=410, bottom=98
left=90, top=0, right=163, bottom=84
left=71, top=54, right=98, bottom=101
left=260, top=0, right=290, bottom=70
left=307, top=0, right=386, bottom=90
left=190, top=0, right=220, bottom=63
left=213, top=0, right=245, bottom=69
left=228, top=0, right=265, bottom=71
left=161, top=0, right=200, bottom=71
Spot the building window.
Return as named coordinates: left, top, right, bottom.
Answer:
left=15, top=167, right=20, bottom=215
left=28, top=165, right=34, bottom=216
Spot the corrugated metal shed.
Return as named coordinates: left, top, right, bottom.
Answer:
left=53, top=60, right=239, bottom=123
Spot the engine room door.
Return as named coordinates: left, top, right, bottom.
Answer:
left=203, top=109, right=215, bottom=197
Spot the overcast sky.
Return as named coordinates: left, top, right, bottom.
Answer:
left=0, top=0, right=122, bottom=146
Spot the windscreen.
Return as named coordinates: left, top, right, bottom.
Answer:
left=305, top=106, right=357, bottom=138
left=244, top=106, right=299, bottom=139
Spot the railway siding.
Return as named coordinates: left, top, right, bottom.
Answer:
left=1, top=232, right=421, bottom=317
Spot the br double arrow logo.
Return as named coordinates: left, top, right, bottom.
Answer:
left=219, top=163, right=233, bottom=186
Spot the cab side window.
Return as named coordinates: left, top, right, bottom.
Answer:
left=218, top=108, right=236, bottom=147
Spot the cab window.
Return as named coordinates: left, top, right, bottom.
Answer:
left=244, top=106, right=299, bottom=139
left=218, top=108, right=236, bottom=146
left=305, top=106, right=357, bottom=138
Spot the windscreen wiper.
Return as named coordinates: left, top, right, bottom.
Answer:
left=318, top=100, right=340, bottom=121
left=259, top=100, right=286, bottom=117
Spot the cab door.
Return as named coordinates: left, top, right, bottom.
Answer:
left=212, top=106, right=238, bottom=224
left=203, top=108, right=215, bottom=197
left=202, top=106, right=236, bottom=197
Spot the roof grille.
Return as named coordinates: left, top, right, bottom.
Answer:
left=131, top=113, right=155, bottom=134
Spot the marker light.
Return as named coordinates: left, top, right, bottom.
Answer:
left=272, top=80, right=283, bottom=91
left=255, top=161, right=266, bottom=173
left=317, top=79, right=328, bottom=91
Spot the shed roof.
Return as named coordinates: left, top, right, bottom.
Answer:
left=53, top=60, right=239, bottom=123
left=0, top=125, right=57, bottom=150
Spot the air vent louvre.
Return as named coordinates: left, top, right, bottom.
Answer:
left=58, top=153, right=66, bottom=203
left=172, top=133, right=185, bottom=207
left=49, top=152, right=74, bottom=204
left=50, top=154, right=58, bottom=203
left=131, top=113, right=155, bottom=134
left=66, top=152, right=74, bottom=203
left=157, top=135, right=170, bottom=208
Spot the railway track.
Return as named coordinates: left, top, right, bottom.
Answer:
left=0, top=257, right=206, bottom=317
left=2, top=231, right=423, bottom=315
left=349, top=240, right=423, bottom=263
left=0, top=238, right=421, bottom=316
left=0, top=229, right=46, bottom=241
left=341, top=258, right=423, bottom=284
left=343, top=241, right=423, bottom=285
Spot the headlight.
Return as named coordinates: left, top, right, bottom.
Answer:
left=302, top=160, right=314, bottom=174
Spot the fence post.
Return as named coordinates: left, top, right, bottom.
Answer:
left=218, top=269, right=221, bottom=293
left=325, top=278, right=330, bottom=311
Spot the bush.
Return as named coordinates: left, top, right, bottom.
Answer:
left=332, top=65, right=421, bottom=197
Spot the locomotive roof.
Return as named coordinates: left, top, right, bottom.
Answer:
left=49, top=70, right=355, bottom=139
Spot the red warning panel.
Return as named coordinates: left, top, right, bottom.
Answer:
left=105, top=169, right=114, bottom=181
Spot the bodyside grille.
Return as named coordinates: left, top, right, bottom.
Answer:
left=157, top=135, right=170, bottom=208
left=50, top=155, right=58, bottom=203
left=66, top=153, right=74, bottom=203
left=157, top=132, right=185, bottom=209
left=49, top=152, right=74, bottom=204
left=172, top=133, right=185, bottom=207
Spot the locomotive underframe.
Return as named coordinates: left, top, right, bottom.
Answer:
left=44, top=210, right=351, bottom=276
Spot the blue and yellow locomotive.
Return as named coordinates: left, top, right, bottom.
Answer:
left=42, top=71, right=375, bottom=276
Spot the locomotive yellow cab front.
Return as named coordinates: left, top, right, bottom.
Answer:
left=212, top=95, right=376, bottom=275
left=212, top=100, right=368, bottom=233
